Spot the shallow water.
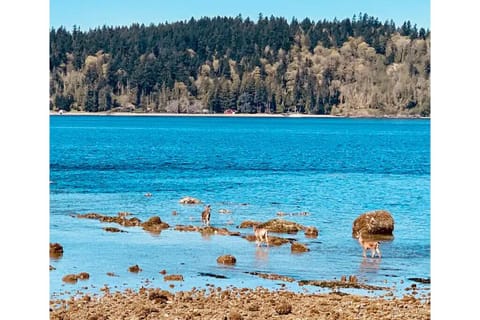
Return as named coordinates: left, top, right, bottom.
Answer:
left=50, top=116, right=430, bottom=298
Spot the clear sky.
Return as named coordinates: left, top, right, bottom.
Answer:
left=50, top=0, right=430, bottom=31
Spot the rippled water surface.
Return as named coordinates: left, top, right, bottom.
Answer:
left=50, top=116, right=430, bottom=297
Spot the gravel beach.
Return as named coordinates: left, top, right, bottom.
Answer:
left=50, top=285, right=430, bottom=319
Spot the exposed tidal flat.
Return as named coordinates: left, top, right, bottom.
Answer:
left=50, top=115, right=430, bottom=318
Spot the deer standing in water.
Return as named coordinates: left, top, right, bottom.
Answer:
left=357, top=232, right=381, bottom=258
left=201, top=205, right=211, bottom=226
left=253, top=225, right=269, bottom=247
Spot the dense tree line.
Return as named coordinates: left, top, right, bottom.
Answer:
left=50, top=13, right=430, bottom=116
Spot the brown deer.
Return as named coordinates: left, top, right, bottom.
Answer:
left=357, top=232, right=381, bottom=258
left=253, top=225, right=269, bottom=247
left=201, top=205, right=211, bottom=226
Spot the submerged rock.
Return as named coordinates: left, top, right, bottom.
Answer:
left=164, top=274, right=184, bottom=281
left=244, top=234, right=290, bottom=246
left=76, top=212, right=103, bottom=219
left=352, top=210, right=394, bottom=238
left=199, top=226, right=240, bottom=236
left=179, top=196, right=201, bottom=204
left=291, top=242, right=310, bottom=253
left=238, top=220, right=261, bottom=228
left=217, top=255, right=237, bottom=265
left=304, top=226, right=319, bottom=238
left=103, top=227, right=126, bottom=233
left=298, top=279, right=390, bottom=291
left=175, top=224, right=199, bottom=232
left=247, top=272, right=295, bottom=282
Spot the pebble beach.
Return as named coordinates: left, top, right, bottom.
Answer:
left=50, top=285, right=430, bottom=319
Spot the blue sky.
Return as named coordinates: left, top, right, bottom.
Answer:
left=50, top=0, right=430, bottom=31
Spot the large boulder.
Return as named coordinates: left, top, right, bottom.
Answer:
left=352, top=210, right=394, bottom=238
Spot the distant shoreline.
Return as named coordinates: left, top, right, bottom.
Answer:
left=50, top=111, right=430, bottom=119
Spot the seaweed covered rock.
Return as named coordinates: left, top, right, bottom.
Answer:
left=76, top=212, right=142, bottom=227
left=163, top=274, right=184, bottom=281
left=199, top=226, right=240, bottom=236
left=244, top=234, right=290, bottom=246
left=238, top=220, right=261, bottom=228
left=258, top=219, right=305, bottom=234
left=217, top=255, right=237, bottom=265
left=141, top=216, right=170, bottom=234
left=175, top=225, right=199, bottom=232
left=103, top=227, right=126, bottom=233
left=352, top=210, right=394, bottom=238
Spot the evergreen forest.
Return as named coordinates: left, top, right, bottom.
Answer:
left=49, top=14, right=430, bottom=116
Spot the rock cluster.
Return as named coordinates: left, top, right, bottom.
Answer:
left=76, top=212, right=141, bottom=227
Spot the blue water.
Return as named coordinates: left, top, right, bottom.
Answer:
left=50, top=116, right=430, bottom=298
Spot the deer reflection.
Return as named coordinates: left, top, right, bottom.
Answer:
left=255, top=246, right=269, bottom=263
left=359, top=257, right=381, bottom=273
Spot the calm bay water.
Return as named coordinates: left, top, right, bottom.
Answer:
left=50, top=115, right=430, bottom=297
